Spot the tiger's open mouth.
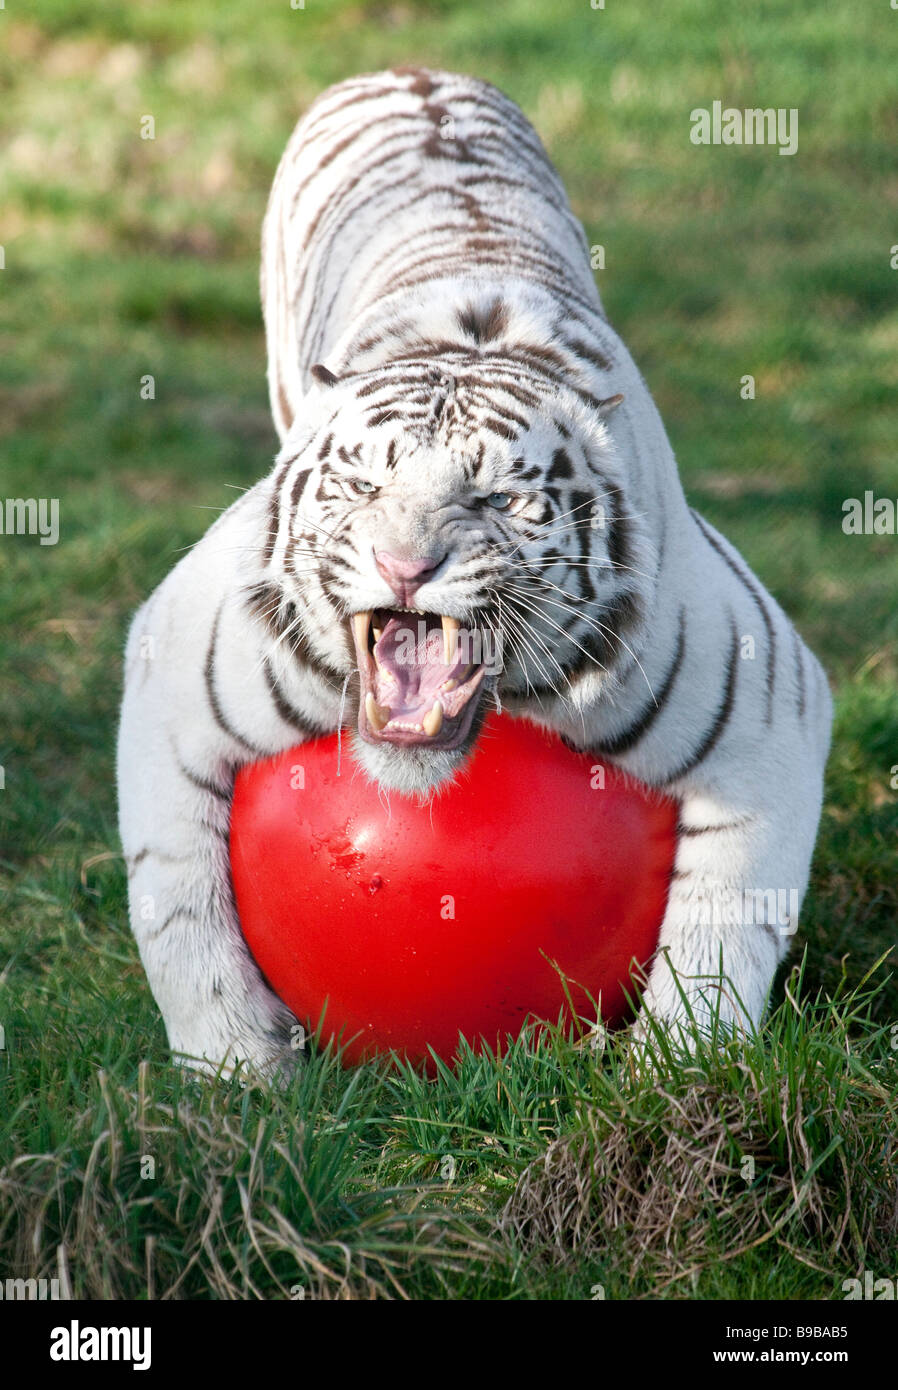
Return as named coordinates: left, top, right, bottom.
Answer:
left=350, top=608, right=488, bottom=748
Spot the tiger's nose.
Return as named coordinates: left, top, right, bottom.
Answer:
left=374, top=550, right=444, bottom=606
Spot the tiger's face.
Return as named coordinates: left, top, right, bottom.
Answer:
left=269, top=358, right=650, bottom=795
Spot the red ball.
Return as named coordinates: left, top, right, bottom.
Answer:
left=230, top=714, right=676, bottom=1068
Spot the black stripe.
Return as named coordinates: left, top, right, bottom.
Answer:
left=591, top=608, right=686, bottom=756
left=481, top=416, right=518, bottom=442
left=791, top=627, right=806, bottom=718
left=548, top=448, right=573, bottom=481
left=127, top=845, right=193, bottom=878
left=564, top=335, right=612, bottom=372
left=301, top=84, right=397, bottom=138
left=148, top=906, right=200, bottom=941
left=691, top=510, right=776, bottom=724
left=462, top=390, right=528, bottom=430
left=244, top=580, right=291, bottom=639
left=263, top=461, right=290, bottom=564
left=177, top=757, right=232, bottom=802
left=276, top=377, right=293, bottom=435
left=456, top=298, right=509, bottom=344
left=263, top=658, right=317, bottom=735
left=362, top=390, right=432, bottom=411
left=664, top=614, right=740, bottom=783
left=677, top=819, right=748, bottom=838
left=289, top=467, right=311, bottom=519
left=196, top=818, right=229, bottom=842
left=604, top=483, right=630, bottom=574
left=475, top=376, right=540, bottom=409
left=204, top=607, right=266, bottom=755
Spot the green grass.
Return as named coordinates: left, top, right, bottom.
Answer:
left=1, top=0, right=897, bottom=1299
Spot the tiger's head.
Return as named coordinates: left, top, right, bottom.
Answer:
left=262, top=351, right=653, bottom=796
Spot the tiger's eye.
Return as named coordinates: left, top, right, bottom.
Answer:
left=352, top=479, right=376, bottom=494
left=486, top=492, right=512, bottom=509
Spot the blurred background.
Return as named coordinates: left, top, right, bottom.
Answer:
left=1, top=0, right=896, bottom=1005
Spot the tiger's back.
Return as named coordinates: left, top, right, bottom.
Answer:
left=262, top=66, right=612, bottom=440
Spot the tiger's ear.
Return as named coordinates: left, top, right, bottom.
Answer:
left=597, top=392, right=624, bottom=416
left=311, top=363, right=340, bottom=387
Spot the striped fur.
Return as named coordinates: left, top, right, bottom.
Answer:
left=117, top=68, right=832, bottom=1078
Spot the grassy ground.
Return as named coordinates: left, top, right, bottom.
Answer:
left=1, top=0, right=896, bottom=1299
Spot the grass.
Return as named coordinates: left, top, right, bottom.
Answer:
left=1, top=970, right=895, bottom=1299
left=1, top=0, right=897, bottom=1299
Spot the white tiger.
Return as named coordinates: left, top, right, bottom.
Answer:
left=117, top=67, right=832, bottom=1078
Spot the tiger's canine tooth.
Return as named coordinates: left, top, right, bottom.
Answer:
left=422, top=700, right=444, bottom=737
left=373, top=625, right=383, bottom=642
left=441, top=615, right=460, bottom=666
left=365, top=691, right=390, bottom=731
left=352, top=611, right=372, bottom=650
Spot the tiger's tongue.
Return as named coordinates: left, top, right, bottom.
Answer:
left=373, top=617, right=452, bottom=710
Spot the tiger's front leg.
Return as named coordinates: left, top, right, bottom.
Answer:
left=117, top=499, right=322, bottom=1080
left=635, top=792, right=818, bottom=1042
left=120, top=728, right=299, bottom=1081
left=631, top=653, right=833, bottom=1045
